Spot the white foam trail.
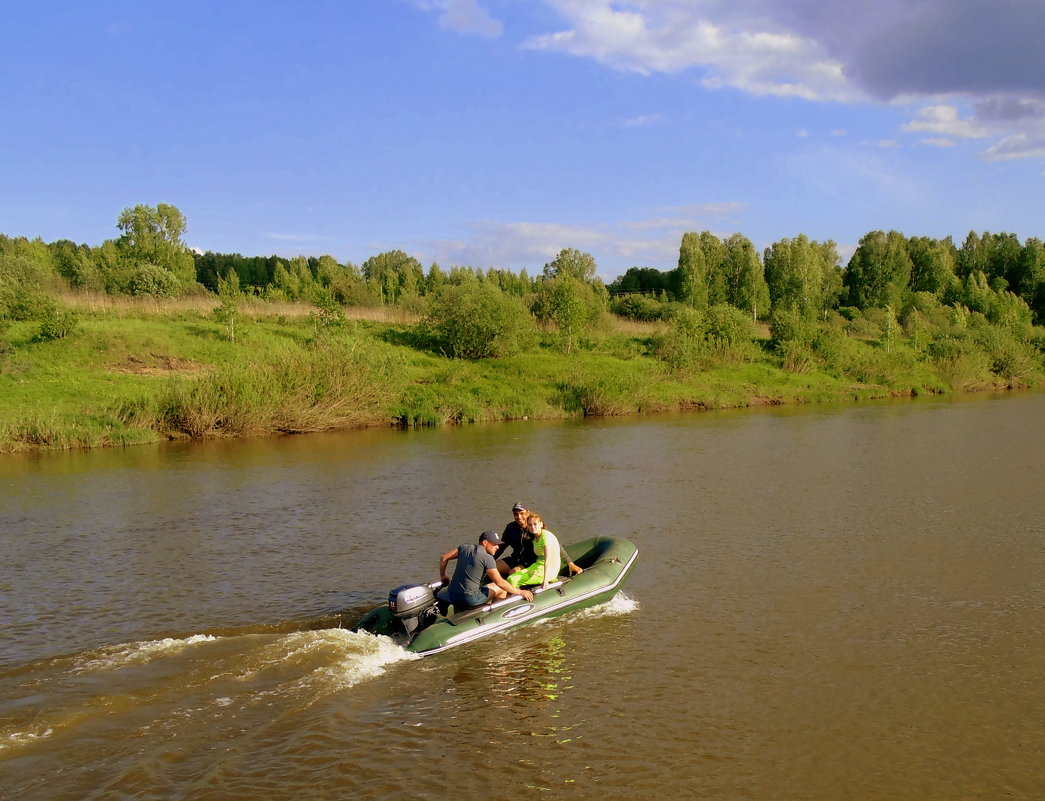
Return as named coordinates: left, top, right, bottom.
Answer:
left=296, top=629, right=419, bottom=692
left=525, top=591, right=638, bottom=628
left=2, top=727, right=55, bottom=750
left=570, top=591, right=639, bottom=620
left=73, top=634, right=218, bottom=674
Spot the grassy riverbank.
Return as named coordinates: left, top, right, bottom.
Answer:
left=0, top=296, right=1040, bottom=453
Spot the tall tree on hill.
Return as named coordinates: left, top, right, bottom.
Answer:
left=116, top=203, right=196, bottom=286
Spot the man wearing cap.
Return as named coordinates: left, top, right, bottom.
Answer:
left=494, top=502, right=537, bottom=578
left=439, top=531, right=534, bottom=609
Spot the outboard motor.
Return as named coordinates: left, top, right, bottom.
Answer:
left=388, top=583, right=439, bottom=639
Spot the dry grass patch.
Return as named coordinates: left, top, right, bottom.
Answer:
left=58, top=291, right=420, bottom=324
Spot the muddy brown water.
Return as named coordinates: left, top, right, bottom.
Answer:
left=1, top=392, right=1043, bottom=800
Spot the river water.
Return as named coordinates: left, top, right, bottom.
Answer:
left=1, top=392, right=1043, bottom=800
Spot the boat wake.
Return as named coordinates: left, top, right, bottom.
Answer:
left=1, top=593, right=637, bottom=758
left=0, top=627, right=416, bottom=756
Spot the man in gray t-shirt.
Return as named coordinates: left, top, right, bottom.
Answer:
left=439, top=531, right=534, bottom=608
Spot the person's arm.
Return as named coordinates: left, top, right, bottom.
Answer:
left=485, top=568, right=534, bottom=602
left=439, top=548, right=459, bottom=583
left=542, top=534, right=560, bottom=590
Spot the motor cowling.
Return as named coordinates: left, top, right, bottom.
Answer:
left=388, top=584, right=438, bottom=638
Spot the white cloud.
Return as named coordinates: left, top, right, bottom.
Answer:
left=522, top=1, right=857, bottom=102
left=877, top=139, right=899, bottom=148
left=901, top=104, right=990, bottom=139
left=921, top=137, right=955, bottom=148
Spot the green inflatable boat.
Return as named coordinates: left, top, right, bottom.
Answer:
left=352, top=536, right=638, bottom=656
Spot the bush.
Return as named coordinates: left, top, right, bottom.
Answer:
left=928, top=336, right=991, bottom=390
left=611, top=294, right=666, bottom=321
left=704, top=304, right=756, bottom=353
left=0, top=284, right=54, bottom=321
left=779, top=339, right=816, bottom=373
left=36, top=301, right=79, bottom=341
left=975, top=327, right=1041, bottom=386
left=652, top=307, right=707, bottom=372
left=125, top=264, right=183, bottom=298
left=769, top=308, right=816, bottom=349
left=426, top=283, right=536, bottom=359
left=811, top=324, right=866, bottom=378
left=653, top=304, right=757, bottom=371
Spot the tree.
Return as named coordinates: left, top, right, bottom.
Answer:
left=697, top=232, right=729, bottom=305
left=609, top=267, right=671, bottom=296
left=50, top=239, right=104, bottom=292
left=843, top=230, right=913, bottom=310
left=213, top=270, right=242, bottom=342
left=675, top=232, right=709, bottom=309
left=1018, top=238, right=1045, bottom=323
left=116, top=203, right=195, bottom=286
left=907, top=236, right=959, bottom=298
left=310, top=285, right=347, bottom=333
left=543, top=248, right=597, bottom=282
left=425, top=263, right=447, bottom=295
left=764, top=234, right=839, bottom=318
left=722, top=234, right=770, bottom=320
left=362, top=250, right=425, bottom=304
left=546, top=275, right=589, bottom=354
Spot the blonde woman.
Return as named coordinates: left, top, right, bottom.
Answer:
left=506, top=512, right=583, bottom=590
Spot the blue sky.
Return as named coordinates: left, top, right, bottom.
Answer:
left=3, top=0, right=1043, bottom=282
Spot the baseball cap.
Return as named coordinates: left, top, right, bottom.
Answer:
left=479, top=530, right=502, bottom=545
left=511, top=502, right=528, bottom=512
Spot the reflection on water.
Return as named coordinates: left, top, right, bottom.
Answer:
left=1, top=392, right=1044, bottom=800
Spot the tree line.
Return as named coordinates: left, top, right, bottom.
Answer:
left=609, top=230, right=1045, bottom=328
left=2, top=202, right=1044, bottom=338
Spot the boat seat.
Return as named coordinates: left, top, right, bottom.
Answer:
left=436, top=588, right=488, bottom=617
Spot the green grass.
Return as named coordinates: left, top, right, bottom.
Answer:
left=0, top=304, right=1041, bottom=453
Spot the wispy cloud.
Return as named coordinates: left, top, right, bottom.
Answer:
left=984, top=135, right=1045, bottom=162
left=414, top=0, right=502, bottom=38
left=266, top=232, right=319, bottom=243
left=410, top=204, right=747, bottom=278
left=622, top=113, right=666, bottom=127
